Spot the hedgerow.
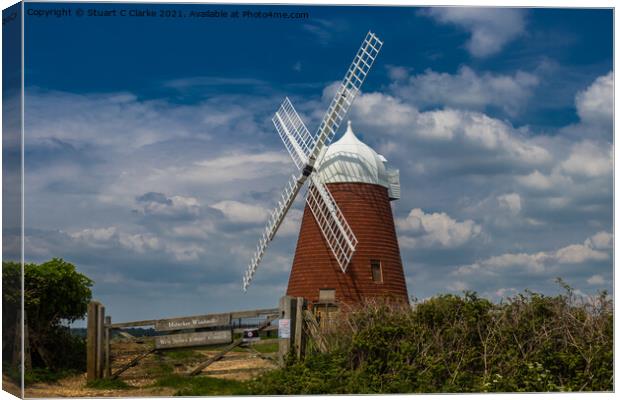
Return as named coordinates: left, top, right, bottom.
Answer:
left=250, top=282, right=612, bottom=394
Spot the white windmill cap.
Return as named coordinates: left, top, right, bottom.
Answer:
left=317, top=121, right=400, bottom=199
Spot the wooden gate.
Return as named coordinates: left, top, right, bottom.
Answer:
left=86, top=303, right=279, bottom=380
left=86, top=296, right=324, bottom=382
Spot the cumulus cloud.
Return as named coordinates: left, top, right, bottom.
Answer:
left=397, top=208, right=482, bottom=249
left=560, top=141, right=613, bottom=178
left=421, top=8, right=526, bottom=57
left=517, top=170, right=555, bottom=190
left=210, top=200, right=269, bottom=224
left=561, top=71, right=613, bottom=141
left=575, top=72, right=613, bottom=126
left=585, top=231, right=613, bottom=250
left=390, top=66, right=539, bottom=116
left=351, top=91, right=551, bottom=168
left=135, top=192, right=200, bottom=218
left=448, top=281, right=469, bottom=291
left=70, top=227, right=162, bottom=254
left=497, top=193, right=521, bottom=215
left=586, top=274, right=605, bottom=285
left=24, top=89, right=273, bottom=151
left=453, top=231, right=612, bottom=276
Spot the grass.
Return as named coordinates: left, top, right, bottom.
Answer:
left=24, top=368, right=80, bottom=385
left=147, top=361, right=174, bottom=375
left=164, top=349, right=200, bottom=360
left=86, top=378, right=134, bottom=390
left=248, top=342, right=278, bottom=354
left=153, top=374, right=251, bottom=396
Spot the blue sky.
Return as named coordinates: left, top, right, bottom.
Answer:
left=11, top=3, right=613, bottom=322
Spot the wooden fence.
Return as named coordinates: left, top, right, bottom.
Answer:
left=86, top=296, right=316, bottom=381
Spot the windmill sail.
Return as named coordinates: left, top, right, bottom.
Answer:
left=243, top=172, right=305, bottom=291
left=242, top=31, right=383, bottom=291
left=273, top=97, right=315, bottom=170
left=306, top=175, right=358, bottom=272
left=308, top=31, right=383, bottom=165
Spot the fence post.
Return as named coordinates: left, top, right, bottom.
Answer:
left=96, top=304, right=105, bottom=379
left=86, top=301, right=99, bottom=381
left=104, top=316, right=111, bottom=378
left=278, top=296, right=295, bottom=364
left=294, top=297, right=306, bottom=359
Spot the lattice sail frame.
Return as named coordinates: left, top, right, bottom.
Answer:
left=309, top=31, right=383, bottom=164
left=306, top=175, right=358, bottom=272
left=243, top=31, right=383, bottom=291
left=273, top=97, right=315, bottom=170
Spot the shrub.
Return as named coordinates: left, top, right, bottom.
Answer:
left=250, top=284, right=612, bottom=394
left=2, top=259, right=93, bottom=372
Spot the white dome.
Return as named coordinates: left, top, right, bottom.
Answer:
left=316, top=121, right=401, bottom=200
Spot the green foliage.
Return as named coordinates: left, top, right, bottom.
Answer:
left=251, top=286, right=612, bottom=394
left=164, top=349, right=200, bottom=360
left=248, top=342, right=279, bottom=354
left=153, top=374, right=250, bottom=396
left=21, top=367, right=79, bottom=385
left=86, top=378, right=134, bottom=390
left=2, top=259, right=93, bottom=371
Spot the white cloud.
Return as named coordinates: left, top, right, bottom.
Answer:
left=351, top=92, right=551, bottom=167
left=210, top=200, right=269, bottom=224
left=421, top=8, right=526, bottom=57
left=517, top=170, right=551, bottom=190
left=448, top=281, right=468, bottom=291
left=554, top=243, right=608, bottom=264
left=70, top=227, right=117, bottom=244
left=93, top=150, right=292, bottom=208
left=575, top=72, right=613, bottom=126
left=397, top=208, right=481, bottom=249
left=495, top=287, right=518, bottom=297
left=135, top=192, right=200, bottom=218
left=517, top=169, right=573, bottom=191
left=454, top=231, right=612, bottom=276
left=586, top=274, right=605, bottom=285
left=561, top=72, right=613, bottom=141
left=560, top=141, right=612, bottom=178
left=70, top=227, right=162, bottom=254
left=188, top=152, right=292, bottom=184
left=497, top=193, right=521, bottom=215
left=585, top=231, right=613, bottom=250
left=390, top=66, right=538, bottom=115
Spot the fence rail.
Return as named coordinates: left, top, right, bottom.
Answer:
left=108, top=308, right=279, bottom=329
left=86, top=297, right=314, bottom=382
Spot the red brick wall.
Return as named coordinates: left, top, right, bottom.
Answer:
left=286, top=182, right=409, bottom=306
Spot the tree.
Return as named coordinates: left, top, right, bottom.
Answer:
left=2, top=258, right=93, bottom=370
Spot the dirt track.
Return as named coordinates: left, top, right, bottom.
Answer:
left=22, top=340, right=278, bottom=398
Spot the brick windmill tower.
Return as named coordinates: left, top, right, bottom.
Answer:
left=242, top=32, right=409, bottom=308
left=287, top=121, right=408, bottom=306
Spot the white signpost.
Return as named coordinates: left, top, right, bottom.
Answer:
left=154, top=313, right=231, bottom=332
left=278, top=318, right=291, bottom=339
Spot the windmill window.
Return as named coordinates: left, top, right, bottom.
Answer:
left=319, top=289, right=336, bottom=302
left=371, top=260, right=383, bottom=283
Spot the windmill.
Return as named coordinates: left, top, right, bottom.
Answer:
left=243, top=32, right=408, bottom=307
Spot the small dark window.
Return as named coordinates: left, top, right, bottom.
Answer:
left=371, top=260, right=383, bottom=283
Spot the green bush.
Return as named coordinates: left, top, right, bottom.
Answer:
left=2, top=259, right=93, bottom=373
left=250, top=284, right=612, bottom=394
